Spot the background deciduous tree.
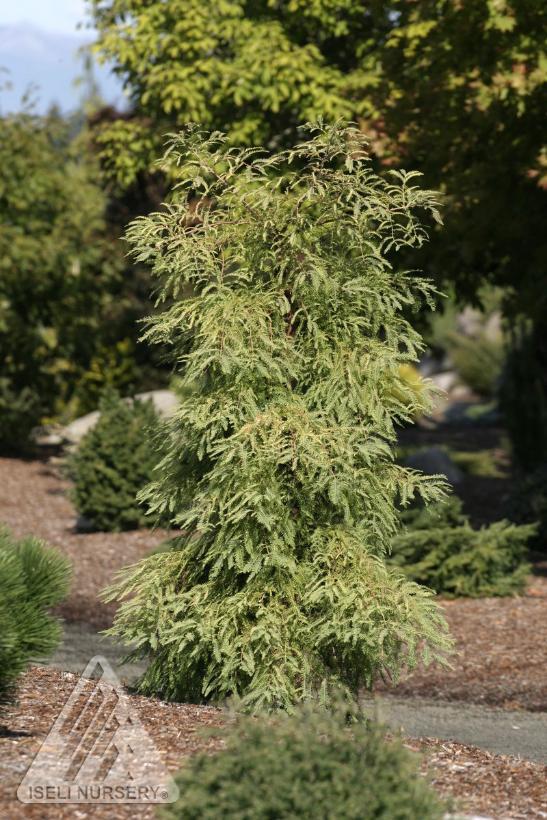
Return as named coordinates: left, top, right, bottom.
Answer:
left=0, top=103, right=164, bottom=446
left=88, top=0, right=547, bottom=466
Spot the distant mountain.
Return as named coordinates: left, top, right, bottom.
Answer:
left=0, top=23, right=125, bottom=114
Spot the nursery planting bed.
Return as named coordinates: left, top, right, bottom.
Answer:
left=1, top=455, right=546, bottom=712
left=0, top=456, right=169, bottom=628
left=1, top=455, right=547, bottom=818
left=0, top=666, right=546, bottom=820
left=376, top=575, right=547, bottom=712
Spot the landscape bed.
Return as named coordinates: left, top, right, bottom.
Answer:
left=1, top=454, right=546, bottom=818
left=0, top=667, right=545, bottom=820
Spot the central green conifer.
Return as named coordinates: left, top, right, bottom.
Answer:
left=105, top=122, right=452, bottom=709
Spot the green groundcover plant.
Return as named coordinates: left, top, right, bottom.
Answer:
left=391, top=497, right=534, bottom=597
left=70, top=390, right=162, bottom=532
left=104, top=122, right=452, bottom=710
left=162, top=701, right=447, bottom=819
left=0, top=529, right=71, bottom=706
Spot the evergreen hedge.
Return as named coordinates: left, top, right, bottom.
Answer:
left=0, top=529, right=70, bottom=705
left=391, top=497, right=533, bottom=597
left=104, top=122, right=453, bottom=710
left=163, top=701, right=446, bottom=820
left=70, top=390, right=162, bottom=532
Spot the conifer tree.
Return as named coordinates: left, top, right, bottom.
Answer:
left=105, top=122, right=452, bottom=709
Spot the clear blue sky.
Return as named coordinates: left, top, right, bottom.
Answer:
left=0, top=0, right=92, bottom=35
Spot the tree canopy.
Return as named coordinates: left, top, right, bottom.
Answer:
left=89, top=0, right=546, bottom=313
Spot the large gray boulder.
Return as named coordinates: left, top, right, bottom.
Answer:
left=403, top=446, right=463, bottom=486
left=62, top=389, right=179, bottom=445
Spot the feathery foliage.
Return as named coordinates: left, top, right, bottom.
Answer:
left=105, top=122, right=452, bottom=710
left=70, top=390, right=162, bottom=532
left=163, top=700, right=446, bottom=819
left=391, top=497, right=533, bottom=597
left=0, top=529, right=71, bottom=706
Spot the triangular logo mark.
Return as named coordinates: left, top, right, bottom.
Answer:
left=18, top=656, right=179, bottom=804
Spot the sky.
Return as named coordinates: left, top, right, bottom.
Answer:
left=0, top=0, right=124, bottom=112
left=0, top=0, right=92, bottom=36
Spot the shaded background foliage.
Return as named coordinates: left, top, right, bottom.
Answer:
left=0, top=0, right=545, bottom=492
left=0, top=103, right=166, bottom=448
left=86, top=0, right=547, bottom=467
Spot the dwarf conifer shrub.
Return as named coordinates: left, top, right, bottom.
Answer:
left=391, top=497, right=533, bottom=597
left=0, top=529, right=70, bottom=705
left=104, top=122, right=452, bottom=710
left=163, top=701, right=446, bottom=820
left=70, top=390, right=162, bottom=532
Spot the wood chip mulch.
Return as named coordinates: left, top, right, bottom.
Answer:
left=1, top=455, right=547, bottom=713
left=375, top=576, right=547, bottom=712
left=0, top=456, right=170, bottom=629
left=1, top=667, right=546, bottom=820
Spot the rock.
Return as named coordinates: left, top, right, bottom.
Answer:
left=404, top=446, right=464, bottom=486
left=62, top=389, right=179, bottom=445
left=75, top=515, right=96, bottom=533
left=430, top=370, right=458, bottom=393
left=456, top=305, right=502, bottom=343
left=34, top=427, right=65, bottom=447
left=63, top=410, right=101, bottom=445
left=137, top=389, right=179, bottom=417
left=418, top=354, right=451, bottom=377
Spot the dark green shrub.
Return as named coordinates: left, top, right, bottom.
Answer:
left=0, top=379, right=42, bottom=452
left=501, top=322, right=547, bottom=470
left=0, top=529, right=71, bottom=705
left=509, top=463, right=547, bottom=552
left=163, top=702, right=446, bottom=820
left=70, top=390, right=162, bottom=532
left=391, top=497, right=533, bottom=597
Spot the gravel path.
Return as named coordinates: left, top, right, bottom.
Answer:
left=37, top=621, right=547, bottom=764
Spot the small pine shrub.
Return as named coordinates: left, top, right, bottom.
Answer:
left=104, top=122, right=453, bottom=710
left=163, top=702, right=446, bottom=820
left=70, top=390, right=162, bottom=532
left=0, top=528, right=71, bottom=705
left=509, top=463, right=547, bottom=552
left=391, top=497, right=533, bottom=597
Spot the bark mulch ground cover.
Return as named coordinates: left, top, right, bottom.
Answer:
left=0, top=456, right=169, bottom=628
left=1, top=455, right=546, bottom=818
left=1, top=667, right=546, bottom=820
left=1, top=455, right=546, bottom=712
left=376, top=575, right=547, bottom=712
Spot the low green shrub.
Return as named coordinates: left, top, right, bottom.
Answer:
left=448, top=332, right=504, bottom=398
left=509, top=463, right=547, bottom=552
left=391, top=497, right=533, bottom=597
left=70, top=390, right=162, bottom=532
left=163, top=702, right=446, bottom=820
left=0, top=379, right=42, bottom=453
left=449, top=448, right=505, bottom=478
left=0, top=529, right=71, bottom=705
